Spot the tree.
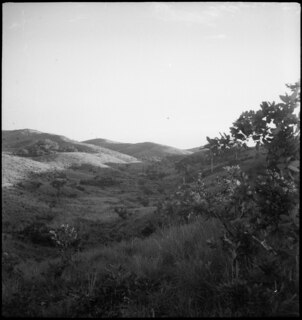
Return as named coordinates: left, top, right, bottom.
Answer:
left=205, top=136, right=220, bottom=173
left=161, top=81, right=300, bottom=315
left=209, top=82, right=300, bottom=315
left=230, top=81, right=300, bottom=176
left=51, top=178, right=67, bottom=199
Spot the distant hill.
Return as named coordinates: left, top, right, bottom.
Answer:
left=82, top=138, right=192, bottom=160
left=2, top=130, right=140, bottom=182
left=2, top=129, right=103, bottom=154
left=2, top=129, right=136, bottom=158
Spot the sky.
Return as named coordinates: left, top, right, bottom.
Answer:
left=2, top=2, right=300, bottom=149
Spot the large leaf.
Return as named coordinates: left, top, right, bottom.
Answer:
left=280, top=94, right=290, bottom=103
left=206, top=136, right=212, bottom=143
left=289, top=160, right=300, bottom=168
left=290, top=89, right=299, bottom=102
left=235, top=133, right=245, bottom=140
left=288, top=165, right=300, bottom=173
left=252, top=135, right=261, bottom=141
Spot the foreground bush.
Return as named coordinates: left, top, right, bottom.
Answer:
left=159, top=82, right=300, bottom=316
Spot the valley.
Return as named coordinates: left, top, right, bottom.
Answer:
left=2, top=129, right=215, bottom=317
left=2, top=116, right=299, bottom=317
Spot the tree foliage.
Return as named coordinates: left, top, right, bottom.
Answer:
left=160, top=82, right=300, bottom=316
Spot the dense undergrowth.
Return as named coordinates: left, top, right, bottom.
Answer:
left=3, top=218, right=235, bottom=317
left=2, top=82, right=300, bottom=317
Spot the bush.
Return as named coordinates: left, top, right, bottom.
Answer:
left=76, top=185, right=85, bottom=191
left=49, top=224, right=81, bottom=266
left=114, top=207, right=129, bottom=219
left=137, top=196, right=149, bottom=207
left=141, top=185, right=153, bottom=196
left=80, top=177, right=118, bottom=187
left=18, top=222, right=54, bottom=246
left=15, top=139, right=60, bottom=157
left=140, top=223, right=156, bottom=237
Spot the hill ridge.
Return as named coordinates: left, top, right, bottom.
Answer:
left=2, top=129, right=140, bottom=174
left=83, top=138, right=192, bottom=160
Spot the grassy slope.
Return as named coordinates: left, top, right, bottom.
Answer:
left=2, top=153, right=53, bottom=187
left=2, top=129, right=99, bottom=153
left=83, top=138, right=192, bottom=159
left=2, top=149, right=177, bottom=237
left=2, top=129, right=141, bottom=163
left=2, top=147, right=139, bottom=185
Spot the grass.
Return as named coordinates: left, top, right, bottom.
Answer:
left=3, top=216, right=233, bottom=317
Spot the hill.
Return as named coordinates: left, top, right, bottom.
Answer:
left=2, top=129, right=106, bottom=154
left=2, top=152, right=53, bottom=187
left=2, top=130, right=140, bottom=187
left=2, top=129, right=140, bottom=161
left=82, top=138, right=192, bottom=160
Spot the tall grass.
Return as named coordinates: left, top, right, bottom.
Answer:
left=2, top=217, right=234, bottom=317
left=73, top=216, right=230, bottom=316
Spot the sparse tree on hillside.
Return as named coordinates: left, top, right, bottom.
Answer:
left=175, top=160, right=189, bottom=183
left=205, top=132, right=247, bottom=169
left=51, top=178, right=67, bottom=199
left=114, top=206, right=128, bottom=219
left=205, top=136, right=220, bottom=173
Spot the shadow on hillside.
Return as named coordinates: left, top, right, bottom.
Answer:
left=2, top=159, right=173, bottom=252
left=2, top=147, right=265, bottom=252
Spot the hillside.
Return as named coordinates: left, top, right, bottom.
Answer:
left=2, top=130, right=141, bottom=188
left=2, top=153, right=53, bottom=187
left=83, top=138, right=192, bottom=160
left=2, top=129, right=138, bottom=156
left=3, top=129, right=95, bottom=153
left=2, top=129, right=139, bottom=159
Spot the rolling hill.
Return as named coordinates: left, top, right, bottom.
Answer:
left=2, top=129, right=108, bottom=154
left=82, top=138, right=192, bottom=160
left=2, top=130, right=140, bottom=187
left=2, top=129, right=140, bottom=161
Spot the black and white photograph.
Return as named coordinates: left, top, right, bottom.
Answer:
left=2, top=2, right=300, bottom=317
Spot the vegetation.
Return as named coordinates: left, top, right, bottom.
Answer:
left=14, top=139, right=80, bottom=157
left=2, top=82, right=299, bottom=317
left=161, top=81, right=300, bottom=316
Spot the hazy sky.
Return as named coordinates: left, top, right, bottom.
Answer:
left=2, top=2, right=300, bottom=149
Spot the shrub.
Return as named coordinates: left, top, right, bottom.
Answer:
left=18, top=222, right=54, bottom=246
left=80, top=177, right=118, bottom=187
left=76, top=185, right=85, bottom=191
left=49, top=224, right=81, bottom=266
left=140, top=223, right=156, bottom=237
left=15, top=139, right=60, bottom=157
left=137, top=196, right=149, bottom=207
left=114, top=207, right=129, bottom=219
left=141, top=185, right=153, bottom=195
left=51, top=178, right=67, bottom=198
